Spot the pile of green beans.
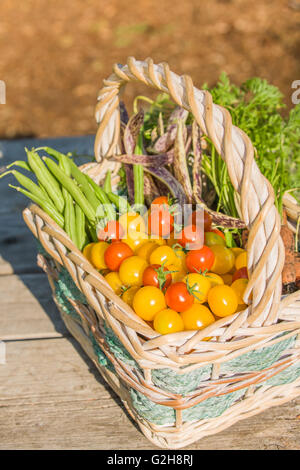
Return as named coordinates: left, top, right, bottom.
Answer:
left=1, top=147, right=131, bottom=251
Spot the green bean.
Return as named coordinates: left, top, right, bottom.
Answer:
left=86, top=220, right=98, bottom=243
left=75, top=204, right=86, bottom=250
left=6, top=160, right=32, bottom=172
left=43, top=157, right=96, bottom=223
left=9, top=184, right=64, bottom=228
left=84, top=174, right=116, bottom=221
left=103, top=170, right=112, bottom=193
left=26, top=149, right=65, bottom=213
left=133, top=132, right=144, bottom=206
left=106, top=191, right=131, bottom=214
left=58, top=156, right=77, bottom=244
left=0, top=170, right=51, bottom=202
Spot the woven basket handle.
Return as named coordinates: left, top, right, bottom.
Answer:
left=94, top=57, right=284, bottom=327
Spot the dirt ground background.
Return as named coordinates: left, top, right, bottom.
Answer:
left=0, top=0, right=299, bottom=139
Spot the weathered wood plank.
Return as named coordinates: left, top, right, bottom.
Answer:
left=0, top=273, right=67, bottom=338
left=0, top=338, right=299, bottom=450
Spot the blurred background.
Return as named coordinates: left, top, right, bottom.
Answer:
left=0, top=0, right=299, bottom=139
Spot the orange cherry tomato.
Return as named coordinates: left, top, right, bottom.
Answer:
left=204, top=231, right=226, bottom=246
left=104, top=241, right=133, bottom=271
left=177, top=224, right=203, bottom=250
left=165, top=282, right=194, bottom=312
left=185, top=245, right=215, bottom=273
left=90, top=241, right=109, bottom=270
left=207, top=285, right=238, bottom=317
left=181, top=304, right=215, bottom=331
left=148, top=206, right=174, bottom=237
left=231, top=278, right=249, bottom=305
left=153, top=308, right=184, bottom=335
left=149, top=245, right=176, bottom=266
left=136, top=241, right=160, bottom=262
left=119, top=256, right=148, bottom=286
left=235, top=251, right=247, bottom=270
left=133, top=286, right=166, bottom=321
left=183, top=273, right=211, bottom=304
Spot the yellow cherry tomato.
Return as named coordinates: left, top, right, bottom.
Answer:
left=207, top=285, right=238, bottom=317
left=172, top=247, right=187, bottom=271
left=82, top=242, right=96, bottom=262
left=220, top=273, right=233, bottom=285
left=231, top=247, right=245, bottom=258
left=136, top=241, right=160, bottom=262
left=133, top=286, right=166, bottom=321
left=183, top=273, right=211, bottom=304
left=104, top=271, right=123, bottom=295
left=205, top=272, right=224, bottom=287
left=119, top=256, right=148, bottom=286
left=119, top=212, right=146, bottom=238
left=235, top=251, right=247, bottom=270
left=231, top=278, right=249, bottom=305
left=204, top=232, right=226, bottom=247
left=153, top=308, right=184, bottom=334
left=122, top=233, right=148, bottom=252
left=210, top=245, right=235, bottom=275
left=168, top=264, right=187, bottom=283
left=149, top=245, right=177, bottom=266
left=181, top=304, right=215, bottom=331
left=90, top=241, right=109, bottom=270
left=121, top=286, right=140, bottom=307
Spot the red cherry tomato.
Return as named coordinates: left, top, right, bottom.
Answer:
left=148, top=207, right=174, bottom=238
left=97, top=220, right=124, bottom=241
left=104, top=241, right=133, bottom=271
left=188, top=210, right=212, bottom=232
left=176, top=224, right=203, bottom=250
left=208, top=228, right=225, bottom=240
left=185, top=245, right=215, bottom=273
left=232, top=266, right=248, bottom=282
left=151, top=196, right=170, bottom=207
left=165, top=281, right=194, bottom=312
left=142, top=264, right=173, bottom=291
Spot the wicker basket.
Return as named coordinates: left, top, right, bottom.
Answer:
left=23, top=58, right=300, bottom=449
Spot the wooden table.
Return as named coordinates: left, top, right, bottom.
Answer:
left=0, top=137, right=299, bottom=450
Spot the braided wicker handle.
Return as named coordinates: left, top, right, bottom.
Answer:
left=94, top=57, right=285, bottom=327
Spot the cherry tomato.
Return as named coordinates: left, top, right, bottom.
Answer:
left=207, top=285, right=238, bottom=317
left=176, top=224, right=203, bottom=250
left=121, top=286, right=140, bottom=307
left=136, top=241, right=160, bottom=262
left=181, top=304, right=215, bottom=331
left=151, top=196, right=170, bottom=207
left=142, top=264, right=173, bottom=291
left=165, top=282, right=194, bottom=312
left=232, top=266, right=248, bottom=282
left=82, top=242, right=96, bottom=262
left=204, top=231, right=226, bottom=246
left=153, top=309, right=184, bottom=335
left=231, top=247, right=245, bottom=258
left=172, top=247, right=187, bottom=271
left=188, top=210, right=212, bottom=232
left=104, top=271, right=123, bottom=295
left=231, top=278, right=248, bottom=304
left=122, top=232, right=148, bottom=252
left=208, top=228, right=225, bottom=240
left=119, top=212, right=146, bottom=237
left=148, top=207, right=174, bottom=237
left=183, top=273, right=211, bottom=304
left=220, top=273, right=233, bottom=285
left=210, top=245, right=235, bottom=275
left=97, top=220, right=124, bottom=242
left=205, top=272, right=224, bottom=287
left=133, top=286, right=166, bottom=321
left=185, top=245, right=215, bottom=273
left=104, top=241, right=133, bottom=271
left=149, top=246, right=177, bottom=267
left=90, top=241, right=109, bottom=270
left=119, top=256, right=148, bottom=286
left=235, top=251, right=247, bottom=270
left=168, top=264, right=186, bottom=283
